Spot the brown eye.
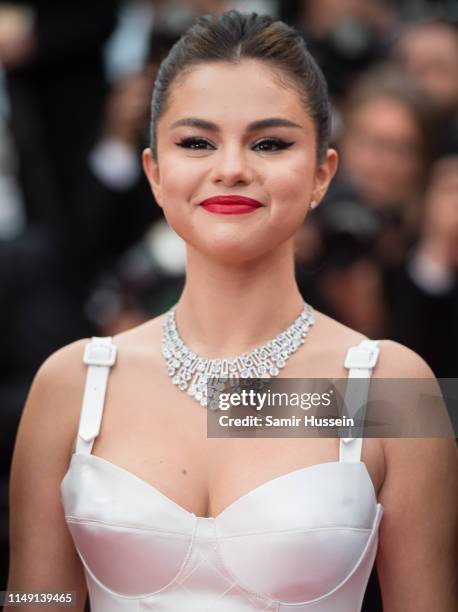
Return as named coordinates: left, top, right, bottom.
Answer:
left=253, top=139, right=294, bottom=152
left=176, top=138, right=215, bottom=150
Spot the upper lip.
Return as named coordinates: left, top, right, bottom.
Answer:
left=199, top=195, right=263, bottom=207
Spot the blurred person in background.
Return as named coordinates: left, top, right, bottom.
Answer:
left=385, top=154, right=458, bottom=377
left=393, top=18, right=458, bottom=162
left=296, top=62, right=458, bottom=377
left=0, top=0, right=118, bottom=227
left=0, top=0, right=153, bottom=589
left=294, top=0, right=399, bottom=97
left=295, top=198, right=387, bottom=340
left=394, top=20, right=458, bottom=121
left=82, top=32, right=187, bottom=338
left=76, top=40, right=162, bottom=287
left=336, top=65, right=435, bottom=261
left=0, top=0, right=122, bottom=376
left=0, top=0, right=117, bottom=586
left=333, top=46, right=458, bottom=377
left=296, top=66, right=435, bottom=341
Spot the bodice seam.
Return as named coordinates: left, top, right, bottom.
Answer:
left=65, top=515, right=193, bottom=537
left=218, top=525, right=373, bottom=539
left=72, top=517, right=200, bottom=601
left=212, top=504, right=383, bottom=607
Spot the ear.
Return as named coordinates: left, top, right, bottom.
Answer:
left=311, top=148, right=338, bottom=209
left=142, top=148, right=163, bottom=208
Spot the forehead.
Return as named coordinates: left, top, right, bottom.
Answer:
left=403, top=25, right=458, bottom=59
left=161, top=59, right=313, bottom=130
left=349, top=96, right=421, bottom=139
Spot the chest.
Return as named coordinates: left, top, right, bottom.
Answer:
left=90, top=390, right=385, bottom=518
left=61, top=452, right=384, bottom=609
left=85, top=347, right=385, bottom=518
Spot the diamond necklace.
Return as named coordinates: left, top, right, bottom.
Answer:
left=161, top=301, right=315, bottom=409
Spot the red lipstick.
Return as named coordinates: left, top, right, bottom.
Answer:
left=199, top=195, right=263, bottom=215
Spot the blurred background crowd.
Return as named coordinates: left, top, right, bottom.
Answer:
left=0, top=0, right=457, bottom=608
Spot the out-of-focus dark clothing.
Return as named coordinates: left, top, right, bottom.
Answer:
left=296, top=177, right=458, bottom=379
left=4, top=0, right=118, bottom=228
left=384, top=264, right=458, bottom=378
left=74, top=150, right=158, bottom=289
left=0, top=225, right=96, bottom=586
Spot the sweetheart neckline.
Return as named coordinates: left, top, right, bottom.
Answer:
left=63, top=453, right=380, bottom=522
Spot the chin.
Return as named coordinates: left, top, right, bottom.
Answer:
left=197, top=229, right=297, bottom=266
left=197, top=237, right=270, bottom=265
left=166, top=211, right=297, bottom=265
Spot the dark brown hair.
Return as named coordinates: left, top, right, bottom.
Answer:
left=150, top=10, right=331, bottom=162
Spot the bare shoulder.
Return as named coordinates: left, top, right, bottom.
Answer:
left=112, top=312, right=166, bottom=355
left=17, top=311, right=167, bottom=469
left=307, top=310, right=368, bottom=374
left=374, top=339, right=435, bottom=379
left=34, top=337, right=89, bottom=386
left=19, top=338, right=92, bottom=458
left=32, top=312, right=166, bottom=410
left=310, top=310, right=435, bottom=379
left=30, top=336, right=92, bottom=407
left=311, top=309, right=367, bottom=348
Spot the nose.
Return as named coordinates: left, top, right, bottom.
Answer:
left=210, top=143, right=253, bottom=187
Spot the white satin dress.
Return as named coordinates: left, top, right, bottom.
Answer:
left=61, top=337, right=383, bottom=611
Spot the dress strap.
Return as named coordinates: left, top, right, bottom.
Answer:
left=339, top=339, right=380, bottom=463
left=75, top=337, right=117, bottom=454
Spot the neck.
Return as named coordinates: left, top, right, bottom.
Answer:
left=173, top=241, right=305, bottom=358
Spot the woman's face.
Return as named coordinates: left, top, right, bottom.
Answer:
left=340, top=96, right=424, bottom=207
left=143, top=59, right=337, bottom=264
left=399, top=25, right=458, bottom=113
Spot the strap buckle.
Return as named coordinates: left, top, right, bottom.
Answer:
left=83, top=338, right=117, bottom=367
left=344, top=345, right=379, bottom=369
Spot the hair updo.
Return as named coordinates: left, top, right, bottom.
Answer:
left=150, top=10, right=331, bottom=162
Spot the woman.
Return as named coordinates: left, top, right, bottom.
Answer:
left=338, top=67, right=433, bottom=212
left=6, top=11, right=457, bottom=611
left=336, top=66, right=435, bottom=266
left=295, top=68, right=435, bottom=340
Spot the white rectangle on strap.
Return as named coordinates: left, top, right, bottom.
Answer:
left=344, top=346, right=379, bottom=370
left=83, top=340, right=117, bottom=367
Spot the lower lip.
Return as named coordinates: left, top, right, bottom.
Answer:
left=200, top=204, right=261, bottom=215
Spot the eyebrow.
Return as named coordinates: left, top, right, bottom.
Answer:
left=169, top=117, right=303, bottom=131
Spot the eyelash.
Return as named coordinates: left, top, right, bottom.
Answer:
left=175, top=137, right=294, bottom=152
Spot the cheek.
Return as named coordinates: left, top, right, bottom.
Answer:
left=155, top=150, right=316, bottom=262
left=160, top=157, right=199, bottom=200
left=267, top=160, right=314, bottom=224
left=158, top=157, right=201, bottom=225
left=154, top=160, right=194, bottom=241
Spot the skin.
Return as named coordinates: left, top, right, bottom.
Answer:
left=398, top=23, right=458, bottom=113
left=6, top=59, right=457, bottom=611
left=417, top=155, right=458, bottom=270
left=0, top=5, right=35, bottom=69
left=340, top=96, right=424, bottom=208
left=299, top=0, right=396, bottom=39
